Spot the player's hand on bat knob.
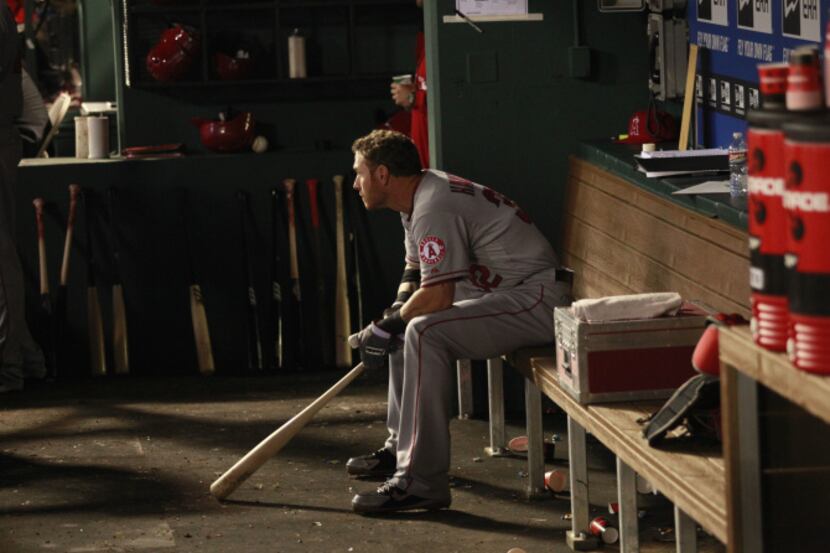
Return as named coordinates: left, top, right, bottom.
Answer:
left=349, top=323, right=392, bottom=370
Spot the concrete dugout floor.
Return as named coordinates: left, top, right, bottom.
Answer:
left=1, top=372, right=724, bottom=553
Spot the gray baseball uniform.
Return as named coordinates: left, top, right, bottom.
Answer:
left=383, top=170, right=572, bottom=501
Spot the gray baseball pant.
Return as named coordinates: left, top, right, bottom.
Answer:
left=382, top=268, right=571, bottom=501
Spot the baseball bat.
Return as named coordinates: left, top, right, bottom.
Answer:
left=306, top=178, right=331, bottom=367
left=56, top=184, right=79, bottom=371
left=83, top=190, right=107, bottom=376
left=107, top=188, right=129, bottom=375
left=270, top=188, right=284, bottom=370
left=333, top=175, right=352, bottom=368
left=238, top=190, right=263, bottom=371
left=347, top=194, right=365, bottom=330
left=210, top=362, right=365, bottom=500
left=283, top=178, right=304, bottom=367
left=182, top=192, right=215, bottom=376
left=33, top=198, right=56, bottom=373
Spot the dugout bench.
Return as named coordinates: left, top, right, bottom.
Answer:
left=459, top=151, right=751, bottom=552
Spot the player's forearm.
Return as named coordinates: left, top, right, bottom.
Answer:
left=390, top=263, right=420, bottom=310
left=400, top=280, right=455, bottom=322
left=373, top=274, right=452, bottom=338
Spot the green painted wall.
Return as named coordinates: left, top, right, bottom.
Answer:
left=425, top=1, right=652, bottom=247
left=79, top=0, right=116, bottom=101
left=17, top=3, right=654, bottom=379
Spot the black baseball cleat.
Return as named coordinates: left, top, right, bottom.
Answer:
left=346, top=448, right=396, bottom=478
left=352, top=481, right=451, bottom=514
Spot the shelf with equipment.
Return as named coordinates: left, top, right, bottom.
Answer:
left=119, top=0, right=421, bottom=92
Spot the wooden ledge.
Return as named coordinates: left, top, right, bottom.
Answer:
left=719, top=326, right=830, bottom=425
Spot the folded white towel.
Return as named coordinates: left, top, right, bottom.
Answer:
left=572, top=292, right=683, bottom=323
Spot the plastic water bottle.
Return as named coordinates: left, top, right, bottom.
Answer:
left=728, top=131, right=748, bottom=198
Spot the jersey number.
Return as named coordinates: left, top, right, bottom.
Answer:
left=469, top=264, right=503, bottom=292
left=482, top=188, right=532, bottom=224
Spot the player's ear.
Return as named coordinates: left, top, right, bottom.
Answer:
left=376, top=164, right=391, bottom=185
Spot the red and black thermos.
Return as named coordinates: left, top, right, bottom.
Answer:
left=747, top=109, right=791, bottom=351
left=783, top=116, right=830, bottom=374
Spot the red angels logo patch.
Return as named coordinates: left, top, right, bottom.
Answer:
left=419, top=236, right=446, bottom=265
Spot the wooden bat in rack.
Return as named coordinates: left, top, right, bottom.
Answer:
left=33, top=197, right=56, bottom=373
left=56, top=184, right=79, bottom=372
left=238, top=190, right=263, bottom=371
left=283, top=178, right=304, bottom=368
left=348, top=192, right=365, bottom=330
left=270, top=188, right=284, bottom=370
left=107, top=187, right=129, bottom=375
left=306, top=178, right=331, bottom=368
left=83, top=190, right=107, bottom=376
left=333, top=175, right=352, bottom=368
left=210, top=362, right=365, bottom=500
left=182, top=192, right=215, bottom=376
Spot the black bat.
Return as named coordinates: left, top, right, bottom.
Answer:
left=56, top=184, right=80, bottom=373
left=283, top=178, right=304, bottom=368
left=83, top=190, right=107, bottom=376
left=238, top=190, right=263, bottom=371
left=270, top=187, right=284, bottom=370
left=107, top=187, right=129, bottom=375
left=306, top=178, right=332, bottom=368
left=33, top=198, right=57, bottom=375
left=181, top=190, right=215, bottom=375
left=351, top=231, right=364, bottom=330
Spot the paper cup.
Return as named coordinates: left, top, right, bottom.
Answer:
left=74, top=116, right=89, bottom=159
left=87, top=116, right=110, bottom=159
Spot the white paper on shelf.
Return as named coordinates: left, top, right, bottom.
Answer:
left=636, top=148, right=728, bottom=159
left=455, top=0, right=528, bottom=16
left=671, top=180, right=731, bottom=195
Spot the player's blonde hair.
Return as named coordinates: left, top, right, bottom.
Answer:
left=351, top=130, right=422, bottom=176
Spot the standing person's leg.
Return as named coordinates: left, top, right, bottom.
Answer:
left=0, top=132, right=23, bottom=390
left=0, top=132, right=44, bottom=392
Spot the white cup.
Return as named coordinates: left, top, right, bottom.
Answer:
left=87, top=116, right=109, bottom=159
left=288, top=30, right=306, bottom=79
left=74, top=116, right=89, bottom=159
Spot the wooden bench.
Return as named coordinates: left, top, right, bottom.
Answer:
left=459, top=155, right=749, bottom=541
left=527, top=157, right=749, bottom=551
left=532, top=357, right=726, bottom=551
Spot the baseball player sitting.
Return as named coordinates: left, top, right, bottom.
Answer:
left=347, top=130, right=573, bottom=514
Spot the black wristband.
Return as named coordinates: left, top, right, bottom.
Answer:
left=401, top=268, right=420, bottom=284
left=395, top=290, right=413, bottom=304
left=376, top=309, right=406, bottom=335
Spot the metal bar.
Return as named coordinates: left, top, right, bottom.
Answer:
left=736, top=371, right=764, bottom=553
left=674, top=506, right=698, bottom=553
left=525, top=379, right=545, bottom=498
left=422, top=0, right=441, bottom=168
left=568, top=416, right=590, bottom=533
left=616, top=458, right=640, bottom=553
left=456, top=359, right=473, bottom=420
left=485, top=357, right=506, bottom=455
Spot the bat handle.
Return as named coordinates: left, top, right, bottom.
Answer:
left=61, top=186, right=80, bottom=286
left=306, top=178, right=320, bottom=229
left=283, top=178, right=296, bottom=225
left=33, top=198, right=49, bottom=295
left=67, top=184, right=80, bottom=225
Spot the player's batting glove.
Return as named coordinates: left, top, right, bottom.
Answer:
left=347, top=311, right=407, bottom=369
left=359, top=323, right=392, bottom=370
